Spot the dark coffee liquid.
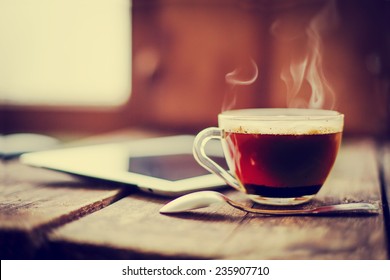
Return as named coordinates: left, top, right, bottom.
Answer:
left=223, top=131, right=342, bottom=198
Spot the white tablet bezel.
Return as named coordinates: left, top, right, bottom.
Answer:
left=20, top=135, right=227, bottom=196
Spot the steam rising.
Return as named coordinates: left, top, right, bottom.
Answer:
left=225, top=59, right=259, bottom=86
left=222, top=59, right=258, bottom=111
left=279, top=0, right=339, bottom=109
left=222, top=1, right=339, bottom=112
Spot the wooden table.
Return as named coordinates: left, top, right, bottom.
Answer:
left=1, top=137, right=389, bottom=260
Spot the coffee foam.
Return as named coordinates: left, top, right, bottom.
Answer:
left=219, top=109, right=344, bottom=135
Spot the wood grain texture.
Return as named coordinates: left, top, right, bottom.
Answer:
left=48, top=140, right=388, bottom=259
left=48, top=189, right=250, bottom=259
left=0, top=160, right=129, bottom=259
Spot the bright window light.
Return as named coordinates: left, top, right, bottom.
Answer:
left=0, top=0, right=131, bottom=107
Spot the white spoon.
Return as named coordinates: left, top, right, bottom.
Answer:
left=159, top=191, right=379, bottom=216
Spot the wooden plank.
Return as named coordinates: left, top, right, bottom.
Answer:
left=48, top=190, right=251, bottom=259
left=48, top=140, right=388, bottom=259
left=0, top=159, right=129, bottom=259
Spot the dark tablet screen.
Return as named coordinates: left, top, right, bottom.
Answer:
left=128, top=154, right=228, bottom=181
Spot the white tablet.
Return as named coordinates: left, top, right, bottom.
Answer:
left=20, top=135, right=227, bottom=196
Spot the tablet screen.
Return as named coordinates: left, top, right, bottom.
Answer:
left=21, top=135, right=228, bottom=195
left=128, top=154, right=228, bottom=181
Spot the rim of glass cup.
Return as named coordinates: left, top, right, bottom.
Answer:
left=219, top=108, right=343, bottom=121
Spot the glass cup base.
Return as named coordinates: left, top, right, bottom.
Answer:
left=247, top=194, right=315, bottom=206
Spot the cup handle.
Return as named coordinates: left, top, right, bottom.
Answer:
left=193, top=127, right=241, bottom=191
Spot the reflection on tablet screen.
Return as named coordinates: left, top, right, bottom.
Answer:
left=128, top=154, right=228, bottom=181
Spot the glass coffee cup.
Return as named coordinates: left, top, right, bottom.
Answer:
left=193, top=108, right=344, bottom=206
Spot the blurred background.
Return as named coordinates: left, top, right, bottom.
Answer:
left=1, top=0, right=390, bottom=142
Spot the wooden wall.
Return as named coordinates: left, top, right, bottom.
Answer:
left=3, top=0, right=390, bottom=138
left=129, top=0, right=390, bottom=137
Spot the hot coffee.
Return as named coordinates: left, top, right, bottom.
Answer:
left=223, top=131, right=342, bottom=199
left=193, top=108, right=344, bottom=205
